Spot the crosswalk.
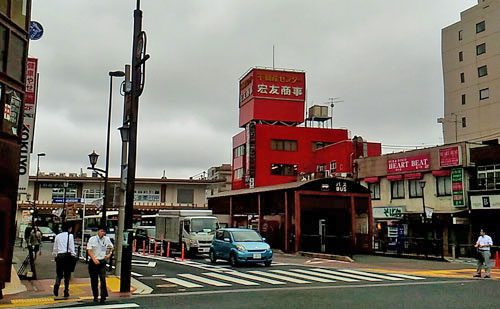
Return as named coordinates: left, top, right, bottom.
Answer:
left=155, top=268, right=426, bottom=290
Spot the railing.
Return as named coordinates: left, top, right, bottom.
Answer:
left=373, top=237, right=444, bottom=259
left=448, top=244, right=500, bottom=259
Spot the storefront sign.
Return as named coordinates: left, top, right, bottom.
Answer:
left=439, top=146, right=461, bottom=167
left=470, top=195, right=500, bottom=210
left=387, top=154, right=430, bottom=173
left=452, top=217, right=469, bottom=225
left=373, top=207, right=405, bottom=219
left=451, top=168, right=465, bottom=207
left=52, top=198, right=81, bottom=203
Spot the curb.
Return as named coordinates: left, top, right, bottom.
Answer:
left=298, top=251, right=354, bottom=263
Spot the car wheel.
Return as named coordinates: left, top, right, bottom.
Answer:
left=209, top=250, right=217, bottom=264
left=264, top=260, right=272, bottom=267
left=229, top=253, right=238, bottom=267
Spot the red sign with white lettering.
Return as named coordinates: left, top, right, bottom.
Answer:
left=387, top=154, right=431, bottom=173
left=239, top=68, right=306, bottom=106
left=24, top=57, right=38, bottom=110
left=439, top=146, right=461, bottom=167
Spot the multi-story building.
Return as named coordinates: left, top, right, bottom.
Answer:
left=206, top=164, right=232, bottom=197
left=0, top=0, right=32, bottom=294
left=441, top=0, right=500, bottom=144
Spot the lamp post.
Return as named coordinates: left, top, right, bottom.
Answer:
left=62, top=181, right=69, bottom=222
left=32, top=152, right=46, bottom=227
left=419, top=180, right=427, bottom=256
left=88, top=150, right=107, bottom=227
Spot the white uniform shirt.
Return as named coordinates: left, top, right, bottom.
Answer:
left=87, top=235, right=114, bottom=260
left=476, top=235, right=493, bottom=251
left=52, top=232, right=76, bottom=256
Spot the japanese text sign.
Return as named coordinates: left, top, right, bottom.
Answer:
left=439, top=146, right=461, bottom=167
left=387, top=154, right=430, bottom=173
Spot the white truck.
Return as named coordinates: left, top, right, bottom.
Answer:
left=155, top=209, right=219, bottom=255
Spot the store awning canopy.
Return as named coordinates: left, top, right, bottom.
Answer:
left=432, top=170, right=451, bottom=177
left=404, top=173, right=423, bottom=180
left=363, top=177, right=380, bottom=183
left=387, top=174, right=403, bottom=181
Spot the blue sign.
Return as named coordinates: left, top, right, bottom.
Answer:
left=29, top=21, right=44, bottom=40
left=52, top=198, right=81, bottom=204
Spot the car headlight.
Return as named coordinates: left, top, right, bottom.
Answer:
left=236, top=244, right=246, bottom=252
left=190, top=239, right=199, bottom=246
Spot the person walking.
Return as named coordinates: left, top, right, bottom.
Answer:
left=29, top=226, right=42, bottom=260
left=474, top=228, right=493, bottom=279
left=52, top=223, right=76, bottom=298
left=87, top=226, right=114, bottom=304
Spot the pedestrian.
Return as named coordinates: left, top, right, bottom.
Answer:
left=24, top=224, right=32, bottom=249
left=87, top=225, right=114, bottom=304
left=52, top=223, right=76, bottom=298
left=474, top=228, right=493, bottom=279
left=30, top=226, right=42, bottom=260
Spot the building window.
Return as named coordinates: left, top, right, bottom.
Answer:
left=312, top=141, right=332, bottom=151
left=408, top=180, right=423, bottom=198
left=476, top=43, right=486, bottom=55
left=83, top=189, right=103, bottom=199
left=3, top=88, right=22, bottom=135
left=460, top=72, right=465, bottom=83
left=177, top=189, right=194, bottom=204
left=11, top=0, right=29, bottom=29
left=0, top=25, right=6, bottom=72
left=270, top=163, right=298, bottom=176
left=368, top=183, right=380, bottom=200
left=436, top=176, right=451, bottom=196
left=480, top=88, right=489, bottom=100
left=458, top=30, right=463, bottom=40
left=0, top=1, right=7, bottom=14
left=135, top=190, right=160, bottom=202
left=458, top=51, right=463, bottom=62
left=271, top=139, right=297, bottom=151
left=390, top=180, right=405, bottom=199
left=478, top=65, right=488, bottom=77
left=233, top=145, right=245, bottom=157
left=461, top=94, right=466, bottom=105
left=234, top=168, right=244, bottom=180
left=6, top=33, right=26, bottom=82
left=477, top=165, right=500, bottom=190
left=461, top=117, right=466, bottom=128
left=330, top=161, right=337, bottom=172
left=476, top=21, right=486, bottom=33
left=51, top=188, right=78, bottom=200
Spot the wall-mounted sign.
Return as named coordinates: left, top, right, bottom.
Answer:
left=52, top=198, right=81, bottom=203
left=439, top=146, right=461, bottom=167
left=451, top=168, right=465, bottom=207
left=387, top=154, right=430, bottom=173
left=470, top=195, right=500, bottom=210
left=29, top=21, right=44, bottom=40
left=373, top=207, right=405, bottom=219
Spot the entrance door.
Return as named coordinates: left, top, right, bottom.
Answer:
left=319, top=219, right=326, bottom=253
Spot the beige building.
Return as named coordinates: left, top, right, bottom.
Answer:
left=206, top=164, right=232, bottom=197
left=441, top=0, right=500, bottom=144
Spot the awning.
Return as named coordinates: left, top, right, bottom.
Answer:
left=363, top=177, right=380, bottom=183
left=404, top=173, right=423, bottom=180
left=387, top=174, right=403, bottom=181
left=432, top=170, right=451, bottom=177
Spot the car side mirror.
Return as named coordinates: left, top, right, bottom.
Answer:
left=223, top=237, right=231, bottom=242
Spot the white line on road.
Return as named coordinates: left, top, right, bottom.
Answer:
left=131, top=272, right=143, bottom=277
left=152, top=274, right=166, bottom=277
left=58, top=304, right=140, bottom=309
left=269, top=270, right=334, bottom=283
left=179, top=274, right=231, bottom=287
left=224, top=271, right=286, bottom=285
left=313, top=268, right=382, bottom=282
left=203, top=272, right=260, bottom=286
left=162, top=278, right=203, bottom=288
left=248, top=270, right=311, bottom=284
left=337, top=269, right=405, bottom=281
left=288, top=268, right=359, bottom=282
left=387, top=273, right=426, bottom=280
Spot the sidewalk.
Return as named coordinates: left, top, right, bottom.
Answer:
left=1, top=242, right=142, bottom=308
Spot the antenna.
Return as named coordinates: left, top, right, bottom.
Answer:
left=272, top=45, right=275, bottom=69
left=328, top=97, right=344, bottom=128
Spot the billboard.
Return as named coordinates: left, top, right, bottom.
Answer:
left=439, top=145, right=461, bottom=167
left=387, top=154, right=430, bottom=173
left=239, top=68, right=306, bottom=106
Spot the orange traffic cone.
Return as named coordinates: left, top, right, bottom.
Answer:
left=495, top=251, right=500, bottom=269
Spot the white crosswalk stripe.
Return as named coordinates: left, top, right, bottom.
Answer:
left=270, top=270, right=334, bottom=283
left=248, top=270, right=311, bottom=284
left=59, top=304, right=140, bottom=309
left=224, top=271, right=286, bottom=285
left=203, top=272, right=260, bottom=286
left=387, top=273, right=426, bottom=280
left=179, top=273, right=231, bottom=287
left=289, top=268, right=359, bottom=282
left=162, top=277, right=202, bottom=288
left=337, top=269, right=405, bottom=281
left=313, top=268, right=382, bottom=281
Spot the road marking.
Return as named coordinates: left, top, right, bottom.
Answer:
left=387, top=273, right=426, bottom=280
left=203, top=272, right=260, bottom=286
left=152, top=274, right=166, bottom=277
left=58, top=304, right=140, bottom=309
left=270, top=270, right=334, bottom=283
left=338, top=269, right=405, bottom=281
left=313, top=268, right=382, bottom=281
left=289, top=268, right=359, bottom=282
left=131, top=272, right=143, bottom=277
left=224, top=271, right=286, bottom=285
left=179, top=274, right=231, bottom=287
left=162, top=278, right=203, bottom=288
left=248, top=270, right=311, bottom=284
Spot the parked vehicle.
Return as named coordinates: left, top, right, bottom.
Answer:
left=39, top=226, right=56, bottom=242
left=210, top=228, right=272, bottom=267
left=134, top=226, right=156, bottom=245
left=156, top=209, right=219, bottom=255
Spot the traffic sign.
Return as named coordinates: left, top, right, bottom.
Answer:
left=29, top=21, right=44, bottom=40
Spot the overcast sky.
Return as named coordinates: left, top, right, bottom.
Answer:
left=28, top=0, right=477, bottom=179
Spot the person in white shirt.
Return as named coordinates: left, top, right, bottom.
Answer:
left=87, top=225, right=114, bottom=304
left=52, top=223, right=76, bottom=298
left=474, top=228, right=493, bottom=278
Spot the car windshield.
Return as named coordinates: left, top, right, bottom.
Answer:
left=39, top=227, right=53, bottom=234
left=146, top=228, right=156, bottom=237
left=231, top=230, right=262, bottom=242
left=191, top=218, right=218, bottom=233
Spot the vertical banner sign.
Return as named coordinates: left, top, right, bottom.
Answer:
left=451, top=168, right=465, bottom=207
left=18, top=57, right=38, bottom=194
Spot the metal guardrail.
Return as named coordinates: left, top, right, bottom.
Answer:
left=448, top=244, right=500, bottom=259
left=373, top=237, right=444, bottom=258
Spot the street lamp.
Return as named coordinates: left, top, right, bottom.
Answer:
left=437, top=113, right=458, bottom=143
left=419, top=180, right=428, bottom=256
left=87, top=150, right=107, bottom=227
left=62, top=181, right=69, bottom=222
left=32, top=152, right=46, bottom=227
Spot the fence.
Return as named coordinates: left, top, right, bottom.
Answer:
left=373, top=236, right=444, bottom=259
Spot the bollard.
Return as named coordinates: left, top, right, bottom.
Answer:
left=495, top=251, right=500, bottom=269
left=142, top=240, right=146, bottom=256
left=181, top=243, right=185, bottom=261
left=154, top=240, right=157, bottom=256
left=148, top=238, right=151, bottom=255
left=133, top=239, right=137, bottom=253
left=160, top=240, right=163, bottom=256
left=167, top=241, right=171, bottom=258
